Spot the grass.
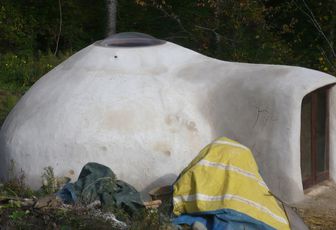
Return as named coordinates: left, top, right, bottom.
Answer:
left=0, top=90, right=20, bottom=125
left=1, top=161, right=35, bottom=199
left=0, top=52, right=70, bottom=90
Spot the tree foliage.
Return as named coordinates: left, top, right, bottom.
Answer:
left=263, top=0, right=336, bottom=73
left=0, top=0, right=335, bottom=77
left=0, top=0, right=107, bottom=55
left=118, top=0, right=336, bottom=75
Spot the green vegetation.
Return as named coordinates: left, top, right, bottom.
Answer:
left=41, top=166, right=58, bottom=195
left=1, top=160, right=34, bottom=198
left=0, top=52, right=69, bottom=90
left=0, top=52, right=69, bottom=124
left=0, top=92, right=19, bottom=124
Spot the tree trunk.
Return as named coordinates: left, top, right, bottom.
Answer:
left=106, top=0, right=117, bottom=36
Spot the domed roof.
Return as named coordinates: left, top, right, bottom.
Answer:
left=98, top=32, right=165, bottom=47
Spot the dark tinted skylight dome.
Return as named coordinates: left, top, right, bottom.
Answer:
left=98, top=32, right=165, bottom=47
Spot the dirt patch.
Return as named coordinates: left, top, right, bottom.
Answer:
left=292, top=180, right=336, bottom=230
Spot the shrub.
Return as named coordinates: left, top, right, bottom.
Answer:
left=0, top=92, right=19, bottom=124
left=0, top=51, right=70, bottom=91
left=1, top=160, right=34, bottom=198
left=0, top=52, right=70, bottom=125
left=41, top=166, right=57, bottom=195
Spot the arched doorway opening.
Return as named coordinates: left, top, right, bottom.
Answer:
left=301, top=87, right=329, bottom=189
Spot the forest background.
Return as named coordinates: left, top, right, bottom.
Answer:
left=0, top=0, right=336, bottom=124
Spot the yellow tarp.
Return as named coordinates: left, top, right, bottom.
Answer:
left=173, top=137, right=290, bottom=230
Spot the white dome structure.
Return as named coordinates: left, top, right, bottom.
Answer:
left=1, top=32, right=336, bottom=203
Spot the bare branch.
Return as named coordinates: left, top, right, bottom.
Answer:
left=54, top=0, right=62, bottom=56
left=318, top=46, right=336, bottom=72
left=295, top=0, right=336, bottom=58
left=156, top=6, right=193, bottom=38
left=194, top=25, right=240, bottom=43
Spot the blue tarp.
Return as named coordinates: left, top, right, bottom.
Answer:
left=173, top=209, right=276, bottom=230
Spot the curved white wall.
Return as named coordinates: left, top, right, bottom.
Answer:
left=0, top=40, right=335, bottom=202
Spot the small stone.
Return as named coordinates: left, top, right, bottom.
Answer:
left=21, top=198, right=35, bottom=207
left=34, top=195, right=62, bottom=209
left=192, top=221, right=207, bottom=230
